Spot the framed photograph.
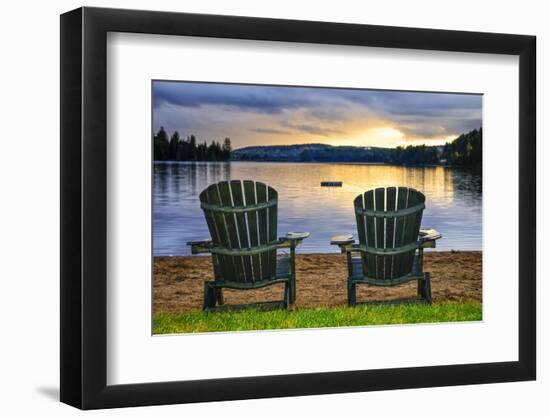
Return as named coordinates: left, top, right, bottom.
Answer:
left=60, top=6, right=536, bottom=409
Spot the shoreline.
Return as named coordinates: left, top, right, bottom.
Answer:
left=153, top=160, right=464, bottom=168
left=154, top=251, right=482, bottom=314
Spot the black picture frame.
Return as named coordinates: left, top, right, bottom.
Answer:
left=60, top=6, right=536, bottom=410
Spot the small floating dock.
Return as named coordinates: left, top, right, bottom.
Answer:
left=320, top=181, right=343, bottom=187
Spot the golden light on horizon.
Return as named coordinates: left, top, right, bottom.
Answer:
left=365, top=126, right=405, bottom=147
left=326, top=126, right=458, bottom=148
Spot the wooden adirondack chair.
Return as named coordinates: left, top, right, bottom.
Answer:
left=188, top=180, right=309, bottom=311
left=331, top=187, right=441, bottom=305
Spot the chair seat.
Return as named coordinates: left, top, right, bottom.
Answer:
left=210, top=255, right=291, bottom=290
left=350, top=253, right=421, bottom=286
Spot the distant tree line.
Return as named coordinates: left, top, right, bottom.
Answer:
left=233, top=128, right=481, bottom=167
left=441, top=128, right=482, bottom=169
left=291, top=144, right=440, bottom=165
left=153, top=126, right=481, bottom=168
left=153, top=127, right=232, bottom=161
left=296, top=147, right=392, bottom=163
left=391, top=145, right=440, bottom=165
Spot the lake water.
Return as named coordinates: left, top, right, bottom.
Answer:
left=153, top=162, right=482, bottom=256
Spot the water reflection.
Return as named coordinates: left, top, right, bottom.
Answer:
left=153, top=161, right=482, bottom=255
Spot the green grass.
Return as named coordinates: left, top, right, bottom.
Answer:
left=153, top=302, right=482, bottom=334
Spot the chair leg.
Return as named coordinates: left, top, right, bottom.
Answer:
left=215, top=288, right=224, bottom=306
left=418, top=273, right=432, bottom=304
left=417, top=276, right=424, bottom=298
left=424, top=272, right=432, bottom=304
left=203, top=282, right=216, bottom=310
left=289, top=275, right=296, bottom=305
left=348, top=279, right=357, bottom=306
left=283, top=282, right=290, bottom=309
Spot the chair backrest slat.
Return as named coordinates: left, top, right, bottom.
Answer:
left=354, top=187, right=425, bottom=281
left=243, top=180, right=261, bottom=281
left=359, top=190, right=377, bottom=278
left=200, top=180, right=278, bottom=283
left=230, top=180, right=253, bottom=282
left=217, top=181, right=246, bottom=282
left=267, top=186, right=278, bottom=279
left=385, top=187, right=397, bottom=279
left=256, top=182, right=269, bottom=279
left=374, top=188, right=386, bottom=279
left=202, top=184, right=232, bottom=280
left=393, top=187, right=409, bottom=278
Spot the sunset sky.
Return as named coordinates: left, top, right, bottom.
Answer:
left=152, top=81, right=482, bottom=149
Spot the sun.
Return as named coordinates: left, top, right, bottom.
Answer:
left=372, top=127, right=405, bottom=143
left=338, top=126, right=405, bottom=148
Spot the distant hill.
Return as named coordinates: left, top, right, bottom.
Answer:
left=232, top=143, right=397, bottom=163
left=232, top=143, right=440, bottom=165
left=231, top=128, right=481, bottom=167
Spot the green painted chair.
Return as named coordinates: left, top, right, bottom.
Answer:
left=188, top=180, right=309, bottom=311
left=331, top=187, right=441, bottom=306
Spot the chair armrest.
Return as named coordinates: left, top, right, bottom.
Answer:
left=418, top=228, right=442, bottom=249
left=330, top=234, right=355, bottom=253
left=277, top=232, right=310, bottom=249
left=186, top=239, right=214, bottom=254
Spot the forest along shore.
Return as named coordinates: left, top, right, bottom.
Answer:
left=153, top=251, right=482, bottom=314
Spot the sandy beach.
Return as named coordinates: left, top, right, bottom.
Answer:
left=154, top=251, right=482, bottom=314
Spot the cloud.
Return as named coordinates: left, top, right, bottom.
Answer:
left=281, top=121, right=347, bottom=137
left=152, top=81, right=482, bottom=147
left=153, top=81, right=481, bottom=122
left=398, top=124, right=449, bottom=139
left=153, top=82, right=315, bottom=114
left=249, top=127, right=289, bottom=135
left=305, top=107, right=350, bottom=122
left=342, top=89, right=481, bottom=116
